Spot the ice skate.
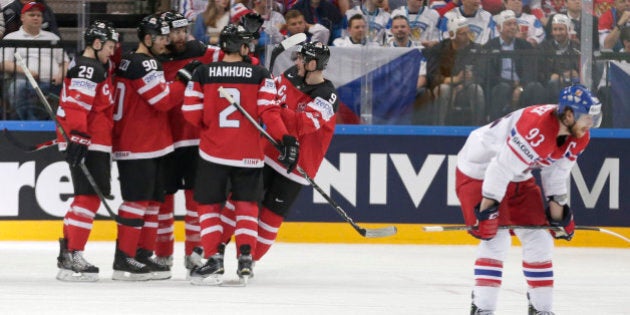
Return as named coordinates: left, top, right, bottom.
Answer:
left=112, top=248, right=152, bottom=281
left=527, top=293, right=555, bottom=315
left=184, top=247, right=204, bottom=280
left=56, top=238, right=99, bottom=282
left=236, top=245, right=254, bottom=285
left=470, top=303, right=494, bottom=315
left=190, top=253, right=224, bottom=286
left=135, top=248, right=171, bottom=280
left=154, top=255, right=173, bottom=267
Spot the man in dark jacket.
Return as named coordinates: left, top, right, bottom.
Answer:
left=291, top=0, right=343, bottom=45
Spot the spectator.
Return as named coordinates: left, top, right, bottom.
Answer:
left=192, top=0, right=229, bottom=45
left=544, top=0, right=600, bottom=51
left=497, top=0, right=545, bottom=46
left=283, top=9, right=330, bottom=44
left=482, top=9, right=545, bottom=120
left=528, top=0, right=566, bottom=26
left=600, top=0, right=630, bottom=51
left=390, top=0, right=441, bottom=47
left=333, top=13, right=380, bottom=46
left=440, top=0, right=494, bottom=44
left=1, top=1, right=68, bottom=120
left=253, top=0, right=286, bottom=46
left=538, top=14, right=580, bottom=102
left=597, top=25, right=630, bottom=128
left=180, top=0, right=208, bottom=22
left=425, top=15, right=485, bottom=125
left=291, top=0, right=344, bottom=44
left=2, top=0, right=59, bottom=38
left=345, top=0, right=391, bottom=46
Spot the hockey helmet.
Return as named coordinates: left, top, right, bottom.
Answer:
left=84, top=20, right=119, bottom=46
left=160, top=10, right=189, bottom=30
left=297, top=41, right=330, bottom=70
left=219, top=24, right=254, bottom=53
left=558, top=84, right=602, bottom=128
left=240, top=12, right=264, bottom=38
left=137, top=14, right=170, bottom=42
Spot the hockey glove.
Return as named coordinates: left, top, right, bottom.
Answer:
left=546, top=204, right=575, bottom=241
left=65, top=130, right=91, bottom=168
left=176, top=60, right=202, bottom=84
left=277, top=135, right=299, bottom=174
left=470, top=202, right=500, bottom=240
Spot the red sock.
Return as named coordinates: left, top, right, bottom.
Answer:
left=155, top=194, right=174, bottom=257
left=219, top=199, right=236, bottom=245
left=197, top=203, right=222, bottom=258
left=137, top=202, right=160, bottom=252
left=233, top=201, right=259, bottom=257
left=64, top=195, right=101, bottom=251
left=184, top=190, right=201, bottom=255
left=116, top=201, right=149, bottom=257
left=254, top=207, right=284, bottom=261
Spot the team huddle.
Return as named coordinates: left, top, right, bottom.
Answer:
left=54, top=11, right=338, bottom=286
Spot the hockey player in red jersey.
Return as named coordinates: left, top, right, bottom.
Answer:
left=217, top=41, right=339, bottom=262
left=110, top=14, right=189, bottom=281
left=183, top=24, right=299, bottom=285
left=54, top=21, right=119, bottom=282
left=456, top=85, right=602, bottom=314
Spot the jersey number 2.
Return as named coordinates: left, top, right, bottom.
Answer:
left=219, top=88, right=240, bottom=128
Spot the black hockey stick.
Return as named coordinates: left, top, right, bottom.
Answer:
left=423, top=225, right=630, bottom=243
left=268, top=33, right=307, bottom=74
left=14, top=53, right=141, bottom=226
left=218, top=86, right=397, bottom=238
left=3, top=128, right=58, bottom=152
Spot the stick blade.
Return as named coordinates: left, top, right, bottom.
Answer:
left=363, top=226, right=397, bottom=238
left=281, top=33, right=307, bottom=50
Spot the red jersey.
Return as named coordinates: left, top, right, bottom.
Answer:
left=112, top=52, right=186, bottom=160
left=182, top=60, right=288, bottom=168
left=161, top=41, right=222, bottom=148
left=265, top=66, right=339, bottom=185
left=56, top=56, right=114, bottom=153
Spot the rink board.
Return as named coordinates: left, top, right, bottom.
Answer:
left=1, top=123, right=629, bottom=246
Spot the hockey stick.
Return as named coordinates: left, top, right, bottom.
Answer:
left=2, top=128, right=58, bottom=152
left=423, top=225, right=630, bottom=244
left=218, top=86, right=397, bottom=238
left=268, top=33, right=307, bottom=74
left=13, top=52, right=141, bottom=226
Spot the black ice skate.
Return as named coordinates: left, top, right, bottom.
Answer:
left=112, top=248, right=152, bottom=281
left=56, top=238, right=99, bottom=282
left=527, top=293, right=555, bottom=315
left=135, top=248, right=171, bottom=280
left=236, top=245, right=254, bottom=283
left=189, top=251, right=224, bottom=286
left=470, top=303, right=494, bottom=315
left=184, top=247, right=205, bottom=280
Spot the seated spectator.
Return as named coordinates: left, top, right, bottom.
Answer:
left=597, top=25, right=630, bottom=128
left=482, top=9, right=545, bottom=119
left=180, top=0, right=208, bottom=21
left=544, top=0, right=599, bottom=51
left=283, top=9, right=330, bottom=44
left=345, top=0, right=391, bottom=46
left=600, top=0, right=630, bottom=51
left=192, top=0, right=229, bottom=45
left=425, top=15, right=485, bottom=125
left=333, top=14, right=381, bottom=46
left=440, top=0, right=493, bottom=45
left=528, top=0, right=566, bottom=26
left=390, top=0, right=441, bottom=47
left=1, top=1, right=68, bottom=120
left=252, top=0, right=285, bottom=46
left=495, top=0, right=545, bottom=46
left=538, top=14, right=580, bottom=102
left=291, top=0, right=344, bottom=45
left=2, top=0, right=59, bottom=38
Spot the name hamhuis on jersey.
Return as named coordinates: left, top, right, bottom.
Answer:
left=207, top=66, right=252, bottom=78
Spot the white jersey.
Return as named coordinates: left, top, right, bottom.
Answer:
left=491, top=12, right=546, bottom=44
left=345, top=6, right=391, bottom=45
left=441, top=7, right=493, bottom=45
left=457, top=105, right=589, bottom=202
left=390, top=6, right=441, bottom=44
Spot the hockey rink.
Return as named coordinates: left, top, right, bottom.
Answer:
left=0, top=242, right=628, bottom=314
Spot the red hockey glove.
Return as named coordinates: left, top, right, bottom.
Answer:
left=470, top=202, right=500, bottom=240
left=65, top=130, right=91, bottom=167
left=546, top=204, right=575, bottom=241
left=177, top=60, right=202, bottom=84
left=276, top=135, right=299, bottom=174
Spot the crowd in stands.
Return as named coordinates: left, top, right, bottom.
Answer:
left=1, top=0, right=628, bottom=126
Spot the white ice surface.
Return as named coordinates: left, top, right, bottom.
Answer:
left=0, top=242, right=629, bottom=314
